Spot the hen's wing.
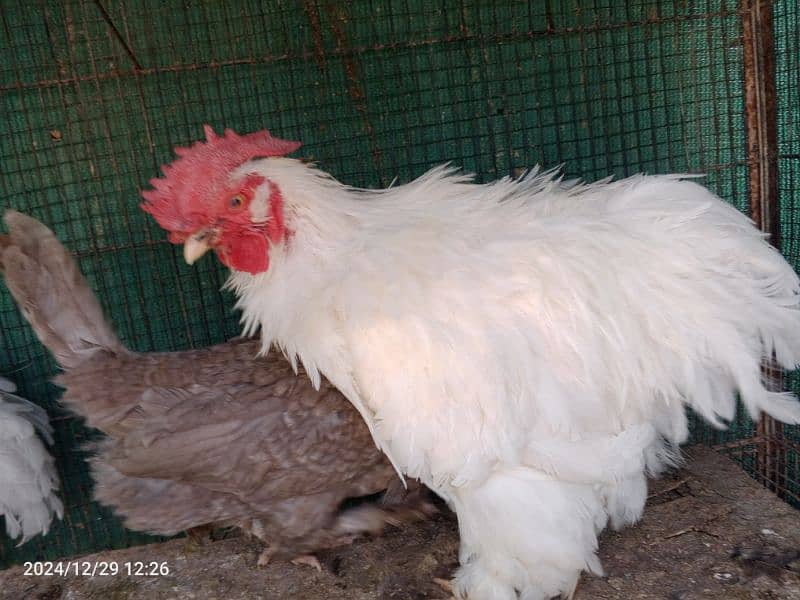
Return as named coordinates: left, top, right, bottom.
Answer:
left=89, top=455, right=258, bottom=534
left=61, top=339, right=394, bottom=506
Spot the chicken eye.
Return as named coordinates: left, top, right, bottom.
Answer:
left=229, top=194, right=245, bottom=209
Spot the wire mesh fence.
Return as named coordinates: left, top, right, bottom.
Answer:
left=0, top=0, right=795, bottom=567
left=771, top=0, right=800, bottom=505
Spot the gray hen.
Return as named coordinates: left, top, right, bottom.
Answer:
left=0, top=210, right=432, bottom=566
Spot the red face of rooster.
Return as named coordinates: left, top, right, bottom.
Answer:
left=140, top=125, right=302, bottom=274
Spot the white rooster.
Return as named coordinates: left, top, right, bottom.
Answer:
left=0, top=376, right=63, bottom=543
left=142, top=126, right=800, bottom=599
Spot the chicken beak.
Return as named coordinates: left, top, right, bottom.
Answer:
left=183, top=231, right=212, bottom=265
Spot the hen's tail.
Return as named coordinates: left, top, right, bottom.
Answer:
left=0, top=210, right=125, bottom=369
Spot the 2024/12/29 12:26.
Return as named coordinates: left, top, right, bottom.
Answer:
left=23, top=560, right=170, bottom=577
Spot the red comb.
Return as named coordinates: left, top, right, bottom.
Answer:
left=141, top=125, right=301, bottom=234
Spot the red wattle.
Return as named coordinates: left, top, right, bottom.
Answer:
left=217, top=233, right=269, bottom=274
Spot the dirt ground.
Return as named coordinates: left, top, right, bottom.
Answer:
left=1, top=446, right=799, bottom=600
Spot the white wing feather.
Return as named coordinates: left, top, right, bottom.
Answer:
left=0, top=388, right=63, bottom=543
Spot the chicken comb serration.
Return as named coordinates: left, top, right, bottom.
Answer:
left=140, top=125, right=302, bottom=236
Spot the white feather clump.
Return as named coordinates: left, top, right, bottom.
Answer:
left=0, top=377, right=17, bottom=394
left=226, top=160, right=800, bottom=599
left=0, top=376, right=63, bottom=543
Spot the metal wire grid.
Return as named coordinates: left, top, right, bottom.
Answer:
left=0, top=0, right=784, bottom=566
left=770, top=0, right=800, bottom=505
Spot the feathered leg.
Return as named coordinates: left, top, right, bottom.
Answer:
left=450, top=467, right=606, bottom=600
